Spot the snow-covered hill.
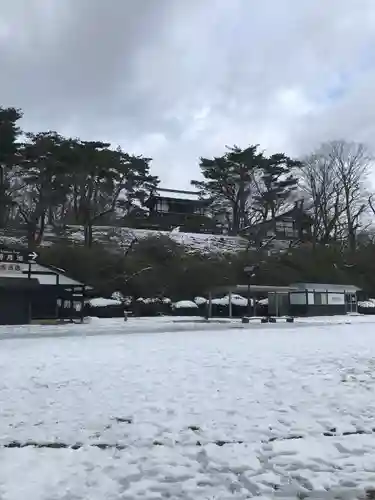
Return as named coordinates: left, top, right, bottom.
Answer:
left=0, top=226, right=249, bottom=255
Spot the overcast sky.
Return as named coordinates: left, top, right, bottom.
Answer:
left=1, top=0, right=375, bottom=188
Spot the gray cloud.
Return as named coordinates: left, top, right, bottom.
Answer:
left=1, top=0, right=375, bottom=187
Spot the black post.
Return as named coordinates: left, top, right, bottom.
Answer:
left=247, top=280, right=251, bottom=316
left=55, top=272, right=60, bottom=320
left=80, top=286, right=85, bottom=323
left=27, top=261, right=32, bottom=323
left=253, top=295, right=257, bottom=317
left=244, top=265, right=256, bottom=317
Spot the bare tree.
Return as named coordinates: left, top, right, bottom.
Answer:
left=299, top=140, right=371, bottom=250
left=329, top=141, right=370, bottom=250
left=299, top=151, right=344, bottom=244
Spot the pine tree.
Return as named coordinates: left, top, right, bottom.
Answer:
left=254, top=153, right=300, bottom=220
left=192, top=145, right=264, bottom=234
left=0, top=107, right=23, bottom=227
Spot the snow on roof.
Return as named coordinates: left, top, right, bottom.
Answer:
left=292, top=283, right=361, bottom=292
left=173, top=300, right=198, bottom=309
left=36, top=274, right=81, bottom=286
left=0, top=261, right=83, bottom=286
left=153, top=188, right=202, bottom=202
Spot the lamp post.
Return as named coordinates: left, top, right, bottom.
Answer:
left=244, top=265, right=256, bottom=316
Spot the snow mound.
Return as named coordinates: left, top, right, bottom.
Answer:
left=358, top=299, right=375, bottom=308
left=136, top=297, right=168, bottom=304
left=89, top=298, right=122, bottom=308
left=212, top=294, right=252, bottom=306
left=194, top=296, right=207, bottom=305
left=111, top=291, right=132, bottom=305
left=173, top=300, right=198, bottom=309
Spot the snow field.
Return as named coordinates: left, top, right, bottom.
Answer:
left=1, top=319, right=375, bottom=498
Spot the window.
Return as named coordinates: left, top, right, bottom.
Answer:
left=194, top=206, right=205, bottom=215
left=156, top=199, right=169, bottom=212
left=285, top=227, right=297, bottom=237
left=275, top=220, right=298, bottom=238
left=169, top=201, right=191, bottom=214
left=290, top=292, right=307, bottom=305
left=314, top=292, right=328, bottom=305
left=276, top=221, right=293, bottom=231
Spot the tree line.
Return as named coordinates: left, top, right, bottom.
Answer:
left=192, top=142, right=373, bottom=250
left=39, top=233, right=375, bottom=300
left=0, top=107, right=158, bottom=247
left=1, top=105, right=375, bottom=298
left=2, top=106, right=373, bottom=250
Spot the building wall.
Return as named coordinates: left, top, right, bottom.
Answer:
left=0, top=261, right=80, bottom=285
left=0, top=250, right=85, bottom=324
left=248, top=210, right=313, bottom=245
left=288, top=289, right=353, bottom=316
left=289, top=304, right=346, bottom=317
left=268, top=292, right=290, bottom=316
left=0, top=290, right=31, bottom=325
left=31, top=287, right=59, bottom=319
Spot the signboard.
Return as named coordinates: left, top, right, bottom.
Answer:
left=0, top=248, right=38, bottom=264
left=0, top=263, right=23, bottom=273
left=327, top=293, right=345, bottom=305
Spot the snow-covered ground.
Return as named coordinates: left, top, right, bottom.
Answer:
left=3, top=314, right=375, bottom=340
left=1, top=317, right=375, bottom=498
left=0, top=225, right=249, bottom=255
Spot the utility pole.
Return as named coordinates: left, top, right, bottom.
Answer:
left=244, top=265, right=256, bottom=316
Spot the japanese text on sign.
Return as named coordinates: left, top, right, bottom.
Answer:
left=0, top=264, right=22, bottom=272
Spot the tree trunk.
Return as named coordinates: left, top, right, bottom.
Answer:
left=0, top=166, right=9, bottom=228
left=231, top=208, right=240, bottom=235
left=35, top=214, right=46, bottom=246
left=73, top=187, right=80, bottom=223
left=84, top=222, right=93, bottom=247
left=27, top=222, right=37, bottom=249
left=48, top=206, right=54, bottom=225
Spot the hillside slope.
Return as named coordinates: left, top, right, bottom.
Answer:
left=0, top=226, right=249, bottom=255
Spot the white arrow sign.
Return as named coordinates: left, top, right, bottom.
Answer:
left=27, top=252, right=38, bottom=261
